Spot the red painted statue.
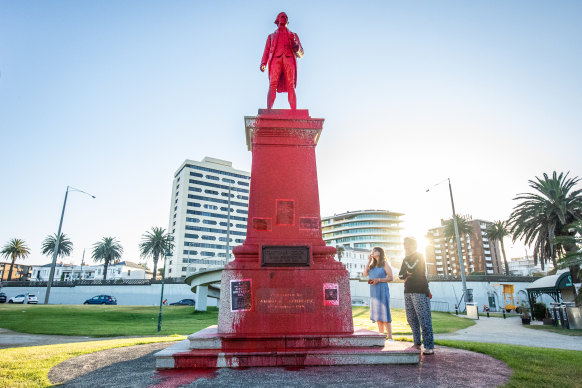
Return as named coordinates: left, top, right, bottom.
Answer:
left=260, top=12, right=303, bottom=110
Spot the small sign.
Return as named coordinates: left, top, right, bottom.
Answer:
left=276, top=199, right=295, bottom=225
left=323, top=283, right=339, bottom=306
left=299, top=217, right=320, bottom=230
left=262, top=246, right=310, bottom=267
left=230, top=279, right=252, bottom=312
left=253, top=217, right=272, bottom=231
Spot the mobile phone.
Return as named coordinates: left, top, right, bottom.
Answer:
left=368, top=280, right=373, bottom=284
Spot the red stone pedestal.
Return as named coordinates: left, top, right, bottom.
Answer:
left=218, top=109, right=352, bottom=335
left=155, top=109, right=419, bottom=368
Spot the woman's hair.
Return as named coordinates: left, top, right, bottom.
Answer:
left=370, top=246, right=387, bottom=268
left=404, top=237, right=418, bottom=251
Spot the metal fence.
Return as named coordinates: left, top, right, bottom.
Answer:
left=389, top=298, right=450, bottom=312
left=0, top=278, right=188, bottom=287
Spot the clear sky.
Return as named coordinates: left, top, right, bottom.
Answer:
left=1, top=1, right=581, bottom=267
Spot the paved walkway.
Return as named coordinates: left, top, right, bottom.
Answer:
left=435, top=316, right=582, bottom=351
left=0, top=328, right=135, bottom=349
left=0, top=328, right=100, bottom=349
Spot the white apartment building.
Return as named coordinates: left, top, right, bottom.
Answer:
left=508, top=256, right=547, bottom=276
left=322, top=210, right=404, bottom=261
left=337, top=246, right=400, bottom=279
left=167, top=157, right=250, bottom=278
left=31, top=261, right=152, bottom=281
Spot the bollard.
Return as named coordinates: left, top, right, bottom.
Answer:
left=455, top=305, right=458, bottom=315
left=486, top=311, right=490, bottom=318
left=502, top=309, right=506, bottom=319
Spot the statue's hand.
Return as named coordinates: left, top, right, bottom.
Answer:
left=260, top=64, right=266, bottom=72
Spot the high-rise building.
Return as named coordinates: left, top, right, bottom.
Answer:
left=321, top=210, right=404, bottom=261
left=167, top=157, right=250, bottom=278
left=425, top=217, right=504, bottom=277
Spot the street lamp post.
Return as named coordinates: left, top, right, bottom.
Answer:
left=44, top=186, right=95, bottom=304
left=426, top=178, right=468, bottom=305
left=158, top=233, right=174, bottom=332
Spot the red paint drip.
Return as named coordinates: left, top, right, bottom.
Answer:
left=149, top=368, right=218, bottom=388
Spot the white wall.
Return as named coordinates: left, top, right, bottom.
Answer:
left=3, top=279, right=552, bottom=312
left=0, top=284, right=218, bottom=306
left=350, top=279, right=551, bottom=312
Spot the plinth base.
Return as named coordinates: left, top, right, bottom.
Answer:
left=155, top=326, right=419, bottom=369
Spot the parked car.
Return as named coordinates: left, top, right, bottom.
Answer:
left=170, top=299, right=196, bottom=306
left=0, top=292, right=7, bottom=303
left=8, top=294, right=38, bottom=304
left=83, top=295, right=117, bottom=305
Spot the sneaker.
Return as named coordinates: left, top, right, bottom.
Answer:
left=412, top=344, right=421, bottom=349
left=423, top=349, right=434, bottom=355
left=386, top=338, right=395, bottom=342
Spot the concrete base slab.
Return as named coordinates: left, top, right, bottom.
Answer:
left=155, top=326, right=419, bottom=369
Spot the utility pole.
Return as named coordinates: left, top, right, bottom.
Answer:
left=448, top=178, right=469, bottom=305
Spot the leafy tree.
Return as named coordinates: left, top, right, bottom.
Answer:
left=0, top=238, right=30, bottom=280
left=92, top=237, right=123, bottom=280
left=442, top=215, right=473, bottom=276
left=509, top=172, right=582, bottom=272
left=139, top=227, right=171, bottom=280
left=486, top=221, right=511, bottom=275
left=41, top=233, right=73, bottom=260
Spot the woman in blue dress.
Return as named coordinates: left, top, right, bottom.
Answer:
left=363, top=247, right=394, bottom=339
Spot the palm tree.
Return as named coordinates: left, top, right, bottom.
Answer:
left=442, top=215, right=473, bottom=276
left=41, top=233, right=73, bottom=260
left=486, top=221, right=510, bottom=275
left=554, top=221, right=582, bottom=306
left=92, top=237, right=123, bottom=280
left=509, top=172, right=582, bottom=272
left=139, top=227, right=171, bottom=279
left=0, top=239, right=31, bottom=280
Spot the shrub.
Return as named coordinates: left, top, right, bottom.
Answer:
left=532, top=302, right=547, bottom=321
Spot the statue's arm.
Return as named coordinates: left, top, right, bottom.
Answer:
left=260, top=36, right=271, bottom=71
left=293, top=33, right=303, bottom=58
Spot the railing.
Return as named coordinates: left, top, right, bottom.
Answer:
left=0, top=278, right=189, bottom=287
left=389, top=298, right=450, bottom=312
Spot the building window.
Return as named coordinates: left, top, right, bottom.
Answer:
left=205, top=189, right=219, bottom=195
left=202, top=235, right=216, bottom=240
left=203, top=220, right=217, bottom=225
left=206, top=175, right=219, bottom=181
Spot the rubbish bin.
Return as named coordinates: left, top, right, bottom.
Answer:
left=466, top=302, right=479, bottom=320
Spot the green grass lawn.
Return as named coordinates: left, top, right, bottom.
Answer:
left=0, top=304, right=473, bottom=337
left=352, top=306, right=475, bottom=334
left=1, top=305, right=579, bottom=388
left=0, top=336, right=184, bottom=388
left=0, top=304, right=218, bottom=336
left=524, top=324, right=582, bottom=336
left=435, top=340, right=582, bottom=388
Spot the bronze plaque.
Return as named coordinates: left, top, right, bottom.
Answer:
left=261, top=245, right=310, bottom=267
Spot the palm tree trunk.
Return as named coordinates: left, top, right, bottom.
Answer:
left=103, top=260, right=109, bottom=280
left=7, top=254, right=15, bottom=281
left=152, top=254, right=159, bottom=280
left=500, top=240, right=509, bottom=276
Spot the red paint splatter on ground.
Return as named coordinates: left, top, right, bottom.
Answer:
left=148, top=368, right=218, bottom=388
left=284, top=366, right=306, bottom=371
